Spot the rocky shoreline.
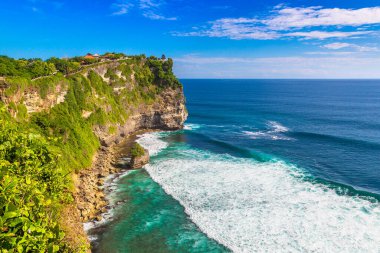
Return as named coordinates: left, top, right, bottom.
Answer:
left=74, top=130, right=152, bottom=225
left=59, top=134, right=135, bottom=252
left=74, top=145, right=118, bottom=224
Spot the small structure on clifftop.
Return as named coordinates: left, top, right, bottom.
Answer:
left=84, top=53, right=100, bottom=59
left=129, top=142, right=150, bottom=169
left=84, top=53, right=95, bottom=59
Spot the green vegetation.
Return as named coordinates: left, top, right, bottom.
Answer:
left=46, top=58, right=81, bottom=76
left=3, top=75, right=68, bottom=99
left=147, top=57, right=181, bottom=89
left=0, top=53, right=182, bottom=252
left=0, top=119, right=69, bottom=252
left=130, top=143, right=145, bottom=158
left=0, top=56, right=56, bottom=79
left=0, top=53, right=126, bottom=80
left=108, top=126, right=117, bottom=134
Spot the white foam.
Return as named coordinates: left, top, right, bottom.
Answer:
left=136, top=133, right=168, bottom=156
left=243, top=121, right=292, bottom=140
left=243, top=130, right=292, bottom=141
left=267, top=120, right=289, bottom=133
left=144, top=148, right=380, bottom=253
left=184, top=123, right=202, bottom=130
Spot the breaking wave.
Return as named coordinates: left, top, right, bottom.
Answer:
left=267, top=120, right=290, bottom=133
left=139, top=133, right=380, bottom=253
left=184, top=123, right=202, bottom=130
left=243, top=121, right=292, bottom=141
left=136, top=133, right=168, bottom=156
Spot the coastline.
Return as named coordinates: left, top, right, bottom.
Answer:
left=66, top=129, right=169, bottom=250
left=67, top=84, right=188, bottom=249
left=79, top=130, right=156, bottom=227
left=57, top=85, right=187, bottom=251
left=59, top=144, right=119, bottom=251
left=59, top=137, right=122, bottom=251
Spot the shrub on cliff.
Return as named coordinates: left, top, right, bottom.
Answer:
left=130, top=143, right=145, bottom=158
left=146, top=58, right=181, bottom=89
left=0, top=120, right=69, bottom=252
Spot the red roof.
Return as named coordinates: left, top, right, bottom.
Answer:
left=84, top=54, right=95, bottom=59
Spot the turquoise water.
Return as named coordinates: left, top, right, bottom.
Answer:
left=90, top=165, right=228, bottom=253
left=90, top=80, right=380, bottom=252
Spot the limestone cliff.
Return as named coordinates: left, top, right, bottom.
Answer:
left=70, top=61, right=187, bottom=251
left=74, top=84, right=187, bottom=223
left=94, top=86, right=187, bottom=146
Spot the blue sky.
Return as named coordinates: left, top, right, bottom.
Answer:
left=1, top=0, right=380, bottom=78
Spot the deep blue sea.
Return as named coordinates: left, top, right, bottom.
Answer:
left=89, top=80, right=380, bottom=253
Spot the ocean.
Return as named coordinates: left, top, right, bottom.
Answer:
left=89, top=79, right=380, bottom=253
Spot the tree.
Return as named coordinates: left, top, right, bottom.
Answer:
left=47, top=58, right=80, bottom=75
left=27, top=60, right=57, bottom=78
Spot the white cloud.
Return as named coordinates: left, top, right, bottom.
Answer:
left=265, top=6, right=380, bottom=30
left=355, top=45, right=379, bottom=52
left=139, top=0, right=161, bottom=10
left=323, top=42, right=351, bottom=49
left=174, top=18, right=279, bottom=40
left=284, top=31, right=371, bottom=39
left=112, top=3, right=133, bottom=15
left=142, top=11, right=177, bottom=20
left=323, top=42, right=379, bottom=51
left=173, top=55, right=380, bottom=78
left=176, top=6, right=380, bottom=40
left=111, top=0, right=176, bottom=20
left=305, top=51, right=355, bottom=55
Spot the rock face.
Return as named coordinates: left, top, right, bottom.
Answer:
left=25, top=83, right=68, bottom=113
left=0, top=81, right=68, bottom=114
left=73, top=86, right=187, bottom=225
left=73, top=146, right=117, bottom=223
left=94, top=86, right=188, bottom=146
left=130, top=148, right=150, bottom=169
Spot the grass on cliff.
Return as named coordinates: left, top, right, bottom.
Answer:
left=0, top=54, right=183, bottom=252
